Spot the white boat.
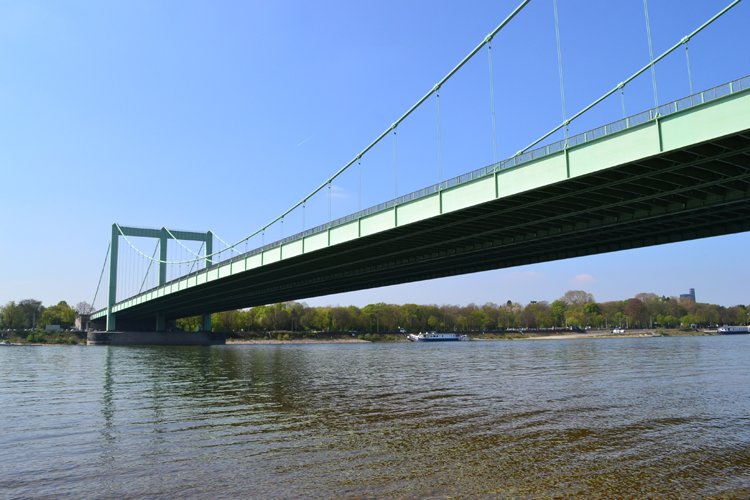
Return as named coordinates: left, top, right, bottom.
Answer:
left=407, top=332, right=462, bottom=342
left=0, top=340, right=14, bottom=345
left=458, top=335, right=470, bottom=341
left=718, top=325, right=750, bottom=334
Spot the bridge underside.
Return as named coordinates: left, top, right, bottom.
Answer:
left=113, top=128, right=750, bottom=323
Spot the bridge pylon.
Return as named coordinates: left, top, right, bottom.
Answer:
left=106, top=224, right=214, bottom=332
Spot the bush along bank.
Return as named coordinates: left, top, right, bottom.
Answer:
left=1, top=330, right=87, bottom=345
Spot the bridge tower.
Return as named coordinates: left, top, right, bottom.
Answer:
left=106, top=224, right=214, bottom=332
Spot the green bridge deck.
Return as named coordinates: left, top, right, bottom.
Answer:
left=93, top=79, right=750, bottom=327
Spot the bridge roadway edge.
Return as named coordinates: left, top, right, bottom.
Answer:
left=104, top=90, right=750, bottom=323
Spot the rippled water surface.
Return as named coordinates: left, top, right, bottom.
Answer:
left=3, top=336, right=750, bottom=499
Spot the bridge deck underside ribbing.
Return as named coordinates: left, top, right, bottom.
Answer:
left=114, top=129, right=750, bottom=322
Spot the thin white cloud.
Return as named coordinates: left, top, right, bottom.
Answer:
left=572, top=274, right=595, bottom=285
left=499, top=271, right=547, bottom=282
left=296, top=134, right=316, bottom=147
left=330, top=185, right=348, bottom=198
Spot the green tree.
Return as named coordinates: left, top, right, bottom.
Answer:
left=288, top=302, right=305, bottom=331
left=681, top=314, right=695, bottom=328
left=331, top=306, right=352, bottom=332
left=267, top=303, right=290, bottom=330
left=18, top=299, right=44, bottom=329
left=582, top=302, right=601, bottom=327
left=39, top=301, right=76, bottom=329
left=456, top=314, right=468, bottom=331
left=176, top=315, right=202, bottom=331
left=481, top=303, right=499, bottom=330
left=212, top=310, right=243, bottom=332
left=583, top=302, right=601, bottom=315
left=427, top=315, right=438, bottom=331
left=624, top=298, right=647, bottom=327
left=399, top=303, right=421, bottom=332
left=566, top=311, right=584, bottom=327
left=613, top=311, right=626, bottom=328
left=312, top=307, right=330, bottom=331
left=521, top=301, right=550, bottom=329
left=550, top=300, right=566, bottom=327
left=469, top=309, right=486, bottom=330
left=1, top=301, right=25, bottom=330
left=300, top=306, right=317, bottom=331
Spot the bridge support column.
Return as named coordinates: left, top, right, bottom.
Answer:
left=106, top=311, right=116, bottom=332
left=159, top=228, right=168, bottom=286
left=106, top=223, right=119, bottom=331
left=205, top=230, right=213, bottom=269
left=202, top=314, right=212, bottom=332
left=156, top=313, right=166, bottom=332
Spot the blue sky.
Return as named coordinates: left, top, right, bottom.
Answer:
left=1, top=0, right=749, bottom=309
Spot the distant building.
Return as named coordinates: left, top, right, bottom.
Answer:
left=75, top=315, right=91, bottom=331
left=679, top=288, right=696, bottom=302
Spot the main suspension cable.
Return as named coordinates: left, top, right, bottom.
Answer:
left=139, top=240, right=159, bottom=293
left=164, top=227, right=203, bottom=258
left=188, top=242, right=205, bottom=275
left=91, top=243, right=110, bottom=310
left=213, top=231, right=242, bottom=255
left=110, top=1, right=533, bottom=266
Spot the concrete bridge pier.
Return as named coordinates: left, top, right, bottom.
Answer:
left=88, top=312, right=223, bottom=346
left=156, top=313, right=166, bottom=331
left=87, top=331, right=225, bottom=346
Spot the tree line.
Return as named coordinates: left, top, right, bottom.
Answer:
left=2, top=291, right=746, bottom=333
left=0, top=300, right=93, bottom=330
left=181, top=290, right=749, bottom=333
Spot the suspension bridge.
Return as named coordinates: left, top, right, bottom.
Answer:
left=88, top=0, right=750, bottom=342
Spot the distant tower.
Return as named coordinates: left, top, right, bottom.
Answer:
left=680, top=288, right=696, bottom=302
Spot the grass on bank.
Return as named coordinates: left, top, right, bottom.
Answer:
left=1, top=330, right=87, bottom=345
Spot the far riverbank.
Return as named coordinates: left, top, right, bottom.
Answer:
left=524, top=329, right=714, bottom=340
left=0, top=328, right=717, bottom=346
left=227, top=338, right=369, bottom=345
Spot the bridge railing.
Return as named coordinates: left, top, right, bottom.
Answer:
left=509, top=76, right=750, bottom=167
left=108, top=75, right=750, bottom=311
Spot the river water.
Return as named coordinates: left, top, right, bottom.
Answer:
left=2, top=336, right=750, bottom=499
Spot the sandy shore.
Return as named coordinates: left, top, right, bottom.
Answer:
left=528, top=333, right=656, bottom=340
left=226, top=339, right=370, bottom=345
left=524, top=330, right=711, bottom=340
